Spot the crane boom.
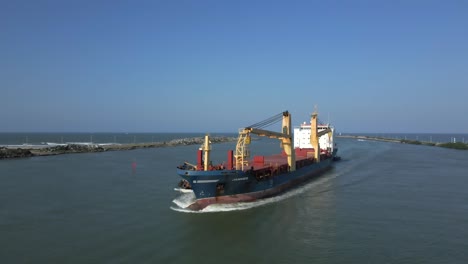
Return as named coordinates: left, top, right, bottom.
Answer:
left=244, top=128, right=290, bottom=139
left=235, top=111, right=295, bottom=171
left=317, top=127, right=332, bottom=137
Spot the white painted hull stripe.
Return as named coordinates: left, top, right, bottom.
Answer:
left=193, top=179, right=219, bottom=183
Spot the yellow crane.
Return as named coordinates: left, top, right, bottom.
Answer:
left=235, top=111, right=296, bottom=171
left=234, top=108, right=329, bottom=170
left=310, top=109, right=332, bottom=162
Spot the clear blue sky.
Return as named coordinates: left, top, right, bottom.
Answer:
left=2, top=0, right=467, bottom=133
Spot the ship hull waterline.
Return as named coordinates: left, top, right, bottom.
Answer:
left=177, top=158, right=334, bottom=211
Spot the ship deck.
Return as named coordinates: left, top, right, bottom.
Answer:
left=243, top=148, right=316, bottom=171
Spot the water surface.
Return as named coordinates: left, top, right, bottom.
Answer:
left=1, top=136, right=467, bottom=263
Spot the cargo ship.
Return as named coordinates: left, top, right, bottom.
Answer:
left=175, top=109, right=339, bottom=210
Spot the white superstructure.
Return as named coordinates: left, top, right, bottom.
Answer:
left=293, top=122, right=334, bottom=152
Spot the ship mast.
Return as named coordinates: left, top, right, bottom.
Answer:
left=201, top=134, right=211, bottom=171
left=310, top=107, right=333, bottom=162
left=310, top=108, right=320, bottom=162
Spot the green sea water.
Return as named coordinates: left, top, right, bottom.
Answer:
left=1, top=137, right=467, bottom=263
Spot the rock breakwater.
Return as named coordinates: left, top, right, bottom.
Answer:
left=0, top=148, right=34, bottom=159
left=337, top=135, right=468, bottom=150
left=0, top=136, right=237, bottom=159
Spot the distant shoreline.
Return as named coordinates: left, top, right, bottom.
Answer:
left=337, top=135, right=468, bottom=150
left=2, top=134, right=467, bottom=159
left=0, top=136, right=237, bottom=159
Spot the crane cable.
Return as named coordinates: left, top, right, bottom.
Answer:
left=246, top=112, right=285, bottom=129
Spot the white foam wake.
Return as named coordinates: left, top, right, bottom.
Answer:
left=171, top=190, right=196, bottom=209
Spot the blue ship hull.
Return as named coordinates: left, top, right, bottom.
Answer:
left=176, top=149, right=337, bottom=210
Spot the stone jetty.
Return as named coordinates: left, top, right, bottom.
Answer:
left=337, top=135, right=468, bottom=150
left=0, top=136, right=237, bottom=159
